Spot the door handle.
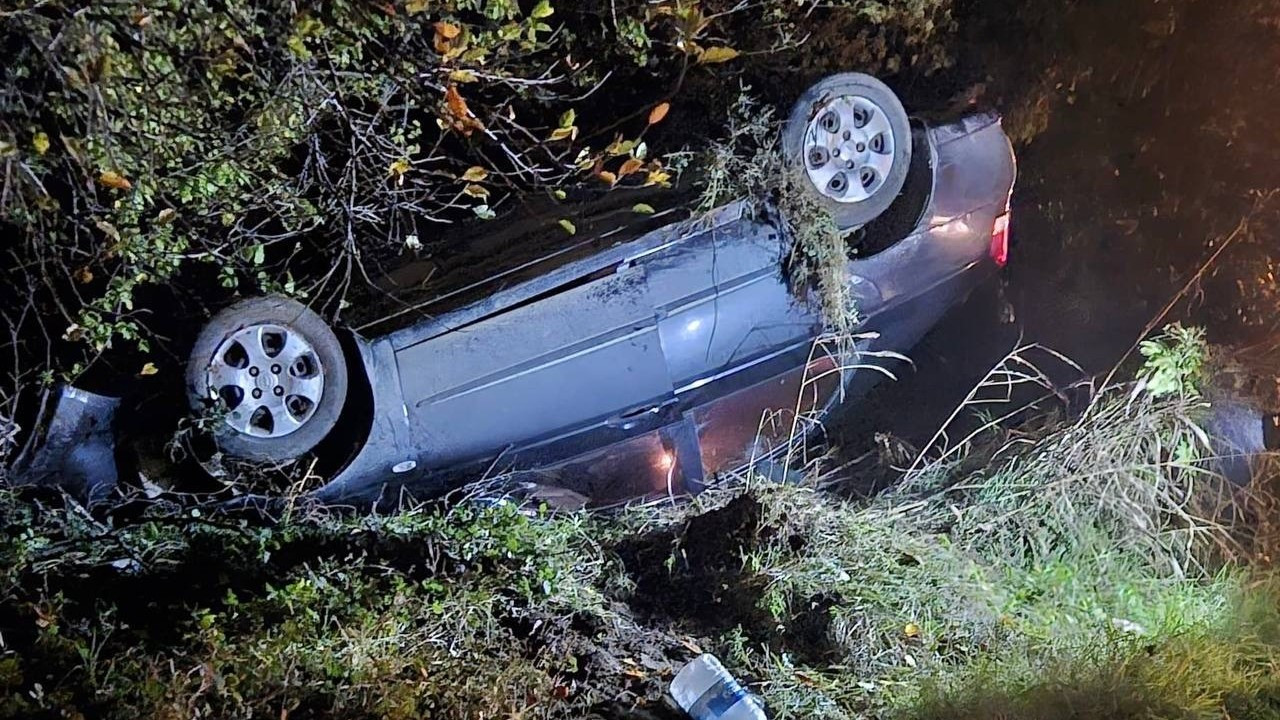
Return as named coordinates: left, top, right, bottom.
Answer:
left=606, top=399, right=675, bottom=430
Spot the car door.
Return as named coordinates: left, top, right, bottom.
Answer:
left=393, top=264, right=675, bottom=470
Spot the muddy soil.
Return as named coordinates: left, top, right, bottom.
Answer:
left=616, top=494, right=846, bottom=668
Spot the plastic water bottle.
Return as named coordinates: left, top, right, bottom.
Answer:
left=670, top=654, right=767, bottom=720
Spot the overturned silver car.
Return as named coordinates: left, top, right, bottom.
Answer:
left=18, top=74, right=1020, bottom=504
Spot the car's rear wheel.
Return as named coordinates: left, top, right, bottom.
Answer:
left=782, top=73, right=912, bottom=230
left=187, top=296, right=347, bottom=462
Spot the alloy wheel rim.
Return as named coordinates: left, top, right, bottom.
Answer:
left=205, top=324, right=325, bottom=438
left=802, top=94, right=896, bottom=203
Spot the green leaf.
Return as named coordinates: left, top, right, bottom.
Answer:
left=557, top=218, right=576, bottom=235
left=632, top=203, right=655, bottom=215
left=559, top=108, right=576, bottom=129
left=531, top=0, right=554, bottom=19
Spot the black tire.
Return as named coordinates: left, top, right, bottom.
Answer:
left=186, top=296, right=348, bottom=462
left=782, top=73, right=912, bottom=230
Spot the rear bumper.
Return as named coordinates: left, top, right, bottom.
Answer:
left=8, top=386, right=120, bottom=502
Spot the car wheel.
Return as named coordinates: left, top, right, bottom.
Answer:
left=782, top=73, right=912, bottom=230
left=186, top=296, right=348, bottom=462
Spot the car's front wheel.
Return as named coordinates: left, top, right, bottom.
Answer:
left=782, top=73, right=912, bottom=230
left=186, top=296, right=348, bottom=462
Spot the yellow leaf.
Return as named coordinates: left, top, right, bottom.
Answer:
left=461, top=166, right=488, bottom=182
left=462, top=183, right=489, bottom=198
left=644, top=168, right=671, bottom=187
left=404, top=0, right=428, bottom=15
left=618, top=157, right=644, bottom=177
left=647, top=102, right=670, bottom=125
left=549, top=126, right=576, bottom=142
left=557, top=218, right=576, bottom=235
left=904, top=623, right=920, bottom=638
left=32, top=132, right=50, bottom=155
left=388, top=158, right=411, bottom=177
left=597, top=170, right=617, bottom=186
left=139, top=362, right=159, bottom=377
left=698, top=46, right=740, bottom=64
left=632, top=203, right=655, bottom=215
left=434, top=21, right=461, bottom=39
left=605, top=137, right=635, bottom=156
left=98, top=170, right=132, bottom=190
left=449, top=69, right=478, bottom=83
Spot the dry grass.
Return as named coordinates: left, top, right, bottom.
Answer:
left=601, top=328, right=1280, bottom=719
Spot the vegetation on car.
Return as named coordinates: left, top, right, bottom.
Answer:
left=695, top=90, right=857, bottom=338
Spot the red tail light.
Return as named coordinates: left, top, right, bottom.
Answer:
left=989, top=212, right=1010, bottom=267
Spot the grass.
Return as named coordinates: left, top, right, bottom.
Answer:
left=611, top=396, right=1278, bottom=718
left=0, top=497, right=623, bottom=719
left=603, top=330, right=1280, bottom=719
left=2, top=329, right=1278, bottom=719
